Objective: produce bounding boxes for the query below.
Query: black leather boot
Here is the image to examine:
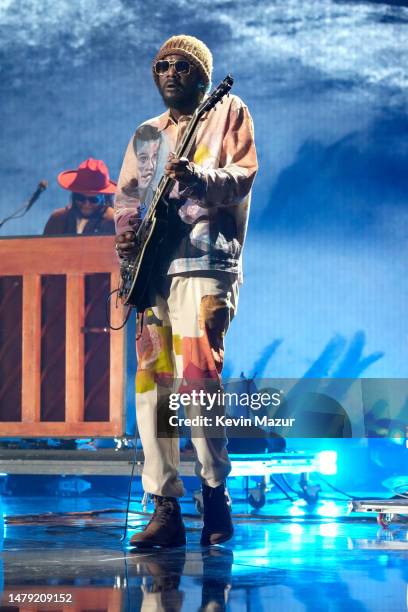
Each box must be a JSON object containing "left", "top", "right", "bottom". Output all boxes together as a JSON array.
[
  {"left": 201, "top": 483, "right": 234, "bottom": 545},
  {"left": 130, "top": 495, "right": 186, "bottom": 548}
]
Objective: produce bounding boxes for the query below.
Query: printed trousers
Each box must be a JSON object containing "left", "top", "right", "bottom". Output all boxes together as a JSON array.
[{"left": 135, "top": 272, "right": 239, "bottom": 497}]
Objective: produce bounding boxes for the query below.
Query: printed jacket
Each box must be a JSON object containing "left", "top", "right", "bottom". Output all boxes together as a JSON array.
[{"left": 114, "top": 93, "right": 258, "bottom": 281}]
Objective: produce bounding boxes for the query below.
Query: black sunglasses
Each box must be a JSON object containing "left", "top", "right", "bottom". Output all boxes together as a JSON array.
[
  {"left": 154, "top": 59, "right": 192, "bottom": 76},
  {"left": 73, "top": 193, "right": 105, "bottom": 205}
]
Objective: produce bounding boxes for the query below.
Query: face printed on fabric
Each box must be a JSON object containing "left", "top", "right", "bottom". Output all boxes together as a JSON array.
[
  {"left": 156, "top": 53, "right": 203, "bottom": 111},
  {"left": 136, "top": 140, "right": 160, "bottom": 191}
]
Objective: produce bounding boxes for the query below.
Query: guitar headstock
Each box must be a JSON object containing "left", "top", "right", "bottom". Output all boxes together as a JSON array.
[{"left": 198, "top": 74, "right": 234, "bottom": 116}]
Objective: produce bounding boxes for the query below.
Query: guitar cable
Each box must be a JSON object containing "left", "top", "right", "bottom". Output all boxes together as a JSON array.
[
  {"left": 120, "top": 436, "right": 140, "bottom": 543},
  {"left": 105, "top": 289, "right": 144, "bottom": 542},
  {"left": 106, "top": 288, "right": 132, "bottom": 331}
]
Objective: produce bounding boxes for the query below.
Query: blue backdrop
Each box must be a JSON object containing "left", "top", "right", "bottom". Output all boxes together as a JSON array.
[{"left": 1, "top": 0, "right": 407, "bottom": 380}]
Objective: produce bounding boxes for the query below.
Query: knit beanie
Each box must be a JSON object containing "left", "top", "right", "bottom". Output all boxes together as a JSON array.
[{"left": 152, "top": 35, "right": 213, "bottom": 90}]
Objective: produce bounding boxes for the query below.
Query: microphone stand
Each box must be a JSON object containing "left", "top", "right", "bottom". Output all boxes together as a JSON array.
[{"left": 0, "top": 180, "right": 48, "bottom": 230}]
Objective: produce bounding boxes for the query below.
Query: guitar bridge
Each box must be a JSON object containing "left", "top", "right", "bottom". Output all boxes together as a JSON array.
[{"left": 119, "top": 259, "right": 135, "bottom": 299}]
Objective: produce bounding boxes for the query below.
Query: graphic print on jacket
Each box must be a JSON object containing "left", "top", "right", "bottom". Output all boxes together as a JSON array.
[{"left": 115, "top": 94, "right": 258, "bottom": 281}]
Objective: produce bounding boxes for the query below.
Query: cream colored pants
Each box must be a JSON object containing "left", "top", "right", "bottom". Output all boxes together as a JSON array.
[{"left": 135, "top": 272, "right": 239, "bottom": 497}]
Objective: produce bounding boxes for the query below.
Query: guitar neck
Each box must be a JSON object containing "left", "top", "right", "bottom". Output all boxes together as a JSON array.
[
  {"left": 143, "top": 75, "right": 233, "bottom": 220},
  {"left": 148, "top": 111, "right": 202, "bottom": 213},
  {"left": 175, "top": 110, "right": 202, "bottom": 159}
]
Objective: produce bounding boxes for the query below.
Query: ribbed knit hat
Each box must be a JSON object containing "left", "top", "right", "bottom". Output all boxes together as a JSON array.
[{"left": 152, "top": 35, "right": 213, "bottom": 89}]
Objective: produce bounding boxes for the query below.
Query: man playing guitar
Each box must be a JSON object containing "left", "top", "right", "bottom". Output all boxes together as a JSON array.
[{"left": 115, "top": 34, "right": 258, "bottom": 548}]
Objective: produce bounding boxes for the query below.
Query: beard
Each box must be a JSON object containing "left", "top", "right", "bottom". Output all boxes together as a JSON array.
[{"left": 158, "top": 81, "right": 203, "bottom": 112}]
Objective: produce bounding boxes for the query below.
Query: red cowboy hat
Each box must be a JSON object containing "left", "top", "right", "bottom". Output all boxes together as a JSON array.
[{"left": 57, "top": 158, "right": 117, "bottom": 194}]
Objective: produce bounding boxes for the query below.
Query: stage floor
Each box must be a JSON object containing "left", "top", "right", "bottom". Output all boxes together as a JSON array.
[{"left": 0, "top": 495, "right": 407, "bottom": 611}]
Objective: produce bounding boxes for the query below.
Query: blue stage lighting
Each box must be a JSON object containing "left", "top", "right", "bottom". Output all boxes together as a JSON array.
[
  {"left": 316, "top": 450, "right": 338, "bottom": 475},
  {"left": 317, "top": 501, "right": 341, "bottom": 518}
]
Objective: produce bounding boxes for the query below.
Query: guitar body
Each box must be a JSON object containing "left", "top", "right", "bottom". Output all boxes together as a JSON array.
[{"left": 120, "top": 215, "right": 168, "bottom": 309}]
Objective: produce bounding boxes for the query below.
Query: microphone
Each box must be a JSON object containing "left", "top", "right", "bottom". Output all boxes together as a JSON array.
[
  {"left": 0, "top": 179, "right": 49, "bottom": 229},
  {"left": 26, "top": 180, "right": 48, "bottom": 211}
]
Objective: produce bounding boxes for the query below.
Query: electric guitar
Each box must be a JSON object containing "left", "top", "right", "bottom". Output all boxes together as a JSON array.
[{"left": 118, "top": 74, "right": 234, "bottom": 309}]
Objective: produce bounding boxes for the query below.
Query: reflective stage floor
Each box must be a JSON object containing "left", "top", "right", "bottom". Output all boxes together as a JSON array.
[{"left": 0, "top": 495, "right": 407, "bottom": 611}]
